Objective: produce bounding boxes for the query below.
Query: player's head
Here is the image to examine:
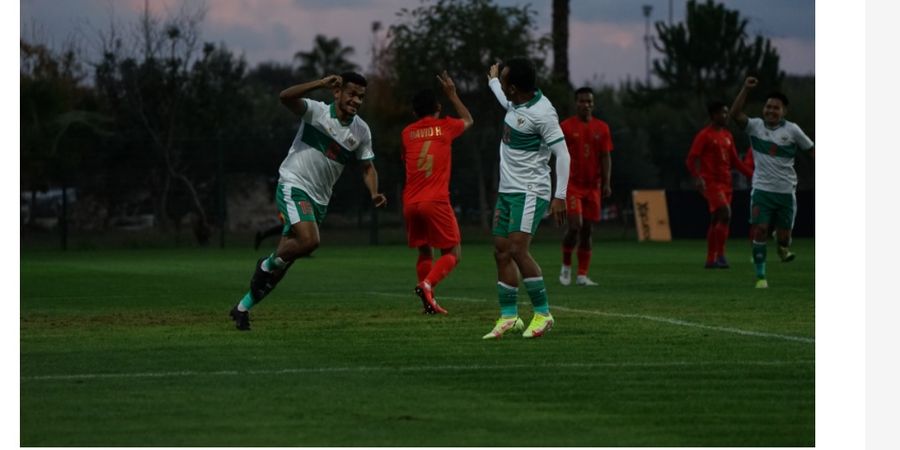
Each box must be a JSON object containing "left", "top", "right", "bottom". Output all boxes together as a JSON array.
[
  {"left": 706, "top": 100, "right": 728, "bottom": 127},
  {"left": 500, "top": 57, "right": 536, "bottom": 99},
  {"left": 574, "top": 87, "right": 594, "bottom": 120},
  {"left": 763, "top": 91, "right": 789, "bottom": 125},
  {"left": 412, "top": 88, "right": 440, "bottom": 118},
  {"left": 333, "top": 71, "right": 367, "bottom": 118}
]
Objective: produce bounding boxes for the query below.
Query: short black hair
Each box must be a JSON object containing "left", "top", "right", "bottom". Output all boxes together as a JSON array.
[
  {"left": 340, "top": 71, "right": 367, "bottom": 88},
  {"left": 574, "top": 87, "right": 593, "bottom": 97},
  {"left": 412, "top": 89, "right": 438, "bottom": 118},
  {"left": 766, "top": 91, "right": 789, "bottom": 106},
  {"left": 707, "top": 100, "right": 727, "bottom": 115},
  {"left": 503, "top": 57, "right": 536, "bottom": 93}
]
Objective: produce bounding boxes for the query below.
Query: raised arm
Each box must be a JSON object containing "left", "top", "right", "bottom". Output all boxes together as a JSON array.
[
  {"left": 279, "top": 74, "right": 342, "bottom": 116},
  {"left": 486, "top": 63, "right": 510, "bottom": 109},
  {"left": 730, "top": 76, "right": 758, "bottom": 129},
  {"left": 437, "top": 70, "right": 473, "bottom": 130}
]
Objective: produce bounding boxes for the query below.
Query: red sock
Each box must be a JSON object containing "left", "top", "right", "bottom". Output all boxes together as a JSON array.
[
  {"left": 715, "top": 223, "right": 730, "bottom": 258},
  {"left": 706, "top": 223, "right": 717, "bottom": 262},
  {"left": 576, "top": 249, "right": 591, "bottom": 276},
  {"left": 416, "top": 254, "right": 432, "bottom": 283},
  {"left": 424, "top": 254, "right": 458, "bottom": 287},
  {"left": 562, "top": 245, "right": 574, "bottom": 266}
]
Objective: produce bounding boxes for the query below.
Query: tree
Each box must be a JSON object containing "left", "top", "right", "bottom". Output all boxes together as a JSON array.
[
  {"left": 91, "top": 1, "right": 251, "bottom": 244},
  {"left": 388, "top": 0, "right": 548, "bottom": 229},
  {"left": 616, "top": 0, "right": 788, "bottom": 190},
  {"left": 652, "top": 0, "right": 784, "bottom": 101},
  {"left": 295, "top": 35, "right": 359, "bottom": 79},
  {"left": 551, "top": 0, "right": 570, "bottom": 87},
  {"left": 20, "top": 39, "right": 111, "bottom": 232}
]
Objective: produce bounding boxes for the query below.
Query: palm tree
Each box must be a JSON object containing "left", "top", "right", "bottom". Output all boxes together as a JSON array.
[
  {"left": 294, "top": 35, "right": 360, "bottom": 78},
  {"left": 552, "top": 0, "right": 570, "bottom": 86}
]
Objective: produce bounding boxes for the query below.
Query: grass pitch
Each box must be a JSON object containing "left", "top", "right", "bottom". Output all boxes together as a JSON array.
[{"left": 20, "top": 238, "right": 814, "bottom": 446}]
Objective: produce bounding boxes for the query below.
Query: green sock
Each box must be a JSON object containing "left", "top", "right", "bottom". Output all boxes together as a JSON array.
[
  {"left": 752, "top": 241, "right": 767, "bottom": 279},
  {"left": 238, "top": 291, "right": 255, "bottom": 311},
  {"left": 497, "top": 282, "right": 518, "bottom": 317},
  {"left": 523, "top": 277, "right": 550, "bottom": 315},
  {"left": 263, "top": 253, "right": 287, "bottom": 272}
]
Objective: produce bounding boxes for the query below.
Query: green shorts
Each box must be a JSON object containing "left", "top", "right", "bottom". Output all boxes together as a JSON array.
[
  {"left": 749, "top": 189, "right": 796, "bottom": 230},
  {"left": 491, "top": 192, "right": 550, "bottom": 237},
  {"left": 276, "top": 184, "right": 327, "bottom": 234}
]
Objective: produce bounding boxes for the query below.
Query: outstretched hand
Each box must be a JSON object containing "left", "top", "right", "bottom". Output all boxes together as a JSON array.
[
  {"left": 744, "top": 76, "right": 758, "bottom": 89},
  {"left": 437, "top": 70, "right": 457, "bottom": 97},
  {"left": 487, "top": 62, "right": 501, "bottom": 81}
]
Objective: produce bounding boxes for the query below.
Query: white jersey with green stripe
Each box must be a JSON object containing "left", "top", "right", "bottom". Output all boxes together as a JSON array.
[
  {"left": 489, "top": 79, "right": 566, "bottom": 201},
  {"left": 277, "top": 99, "right": 374, "bottom": 205},
  {"left": 745, "top": 117, "right": 814, "bottom": 194}
]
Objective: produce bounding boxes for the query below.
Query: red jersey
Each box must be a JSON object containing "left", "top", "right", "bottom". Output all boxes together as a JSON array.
[
  {"left": 560, "top": 116, "right": 613, "bottom": 189},
  {"left": 686, "top": 125, "right": 752, "bottom": 185},
  {"left": 402, "top": 116, "right": 466, "bottom": 205}
]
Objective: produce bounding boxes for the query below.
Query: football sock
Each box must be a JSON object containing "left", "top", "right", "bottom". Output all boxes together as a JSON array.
[
  {"left": 576, "top": 249, "right": 592, "bottom": 276},
  {"left": 237, "top": 291, "right": 254, "bottom": 311},
  {"left": 523, "top": 277, "right": 550, "bottom": 315},
  {"left": 425, "top": 254, "right": 458, "bottom": 287},
  {"left": 497, "top": 282, "right": 518, "bottom": 318},
  {"left": 706, "top": 223, "right": 717, "bottom": 262},
  {"left": 562, "top": 245, "right": 574, "bottom": 266},
  {"left": 262, "top": 253, "right": 288, "bottom": 273},
  {"left": 752, "top": 240, "right": 767, "bottom": 279},
  {"left": 416, "top": 254, "right": 433, "bottom": 283},
  {"left": 715, "top": 223, "right": 730, "bottom": 258}
]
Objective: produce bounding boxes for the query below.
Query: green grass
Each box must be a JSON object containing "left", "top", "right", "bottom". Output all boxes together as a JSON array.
[{"left": 20, "top": 238, "right": 814, "bottom": 446}]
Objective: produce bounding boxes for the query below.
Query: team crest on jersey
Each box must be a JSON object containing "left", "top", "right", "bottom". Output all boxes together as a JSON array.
[
  {"left": 344, "top": 134, "right": 358, "bottom": 148},
  {"left": 517, "top": 117, "right": 525, "bottom": 127}
]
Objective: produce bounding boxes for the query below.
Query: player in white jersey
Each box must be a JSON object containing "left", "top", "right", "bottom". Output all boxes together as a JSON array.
[
  {"left": 230, "top": 72, "right": 387, "bottom": 330},
  {"left": 731, "top": 76, "right": 814, "bottom": 288},
  {"left": 481, "top": 58, "right": 571, "bottom": 339}
]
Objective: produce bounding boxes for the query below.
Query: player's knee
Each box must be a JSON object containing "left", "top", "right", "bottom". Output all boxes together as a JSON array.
[
  {"left": 579, "top": 225, "right": 593, "bottom": 239},
  {"left": 716, "top": 208, "right": 731, "bottom": 223},
  {"left": 507, "top": 242, "right": 529, "bottom": 260},
  {"left": 303, "top": 237, "right": 320, "bottom": 254},
  {"left": 753, "top": 226, "right": 769, "bottom": 241},
  {"left": 448, "top": 246, "right": 461, "bottom": 263},
  {"left": 493, "top": 246, "right": 510, "bottom": 263}
]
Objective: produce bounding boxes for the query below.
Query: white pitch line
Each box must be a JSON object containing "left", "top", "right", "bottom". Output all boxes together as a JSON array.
[
  {"left": 21, "top": 360, "right": 814, "bottom": 382},
  {"left": 369, "top": 291, "right": 815, "bottom": 344}
]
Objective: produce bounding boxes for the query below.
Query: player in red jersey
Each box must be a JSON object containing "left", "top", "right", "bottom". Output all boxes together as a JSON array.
[
  {"left": 402, "top": 71, "right": 473, "bottom": 314},
  {"left": 686, "top": 101, "right": 753, "bottom": 268},
  {"left": 558, "top": 87, "right": 613, "bottom": 287}
]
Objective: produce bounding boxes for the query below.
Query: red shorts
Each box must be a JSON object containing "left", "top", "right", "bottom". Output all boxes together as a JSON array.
[
  {"left": 403, "top": 201, "right": 461, "bottom": 249},
  {"left": 566, "top": 185, "right": 601, "bottom": 222},
  {"left": 703, "top": 183, "right": 733, "bottom": 212}
]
